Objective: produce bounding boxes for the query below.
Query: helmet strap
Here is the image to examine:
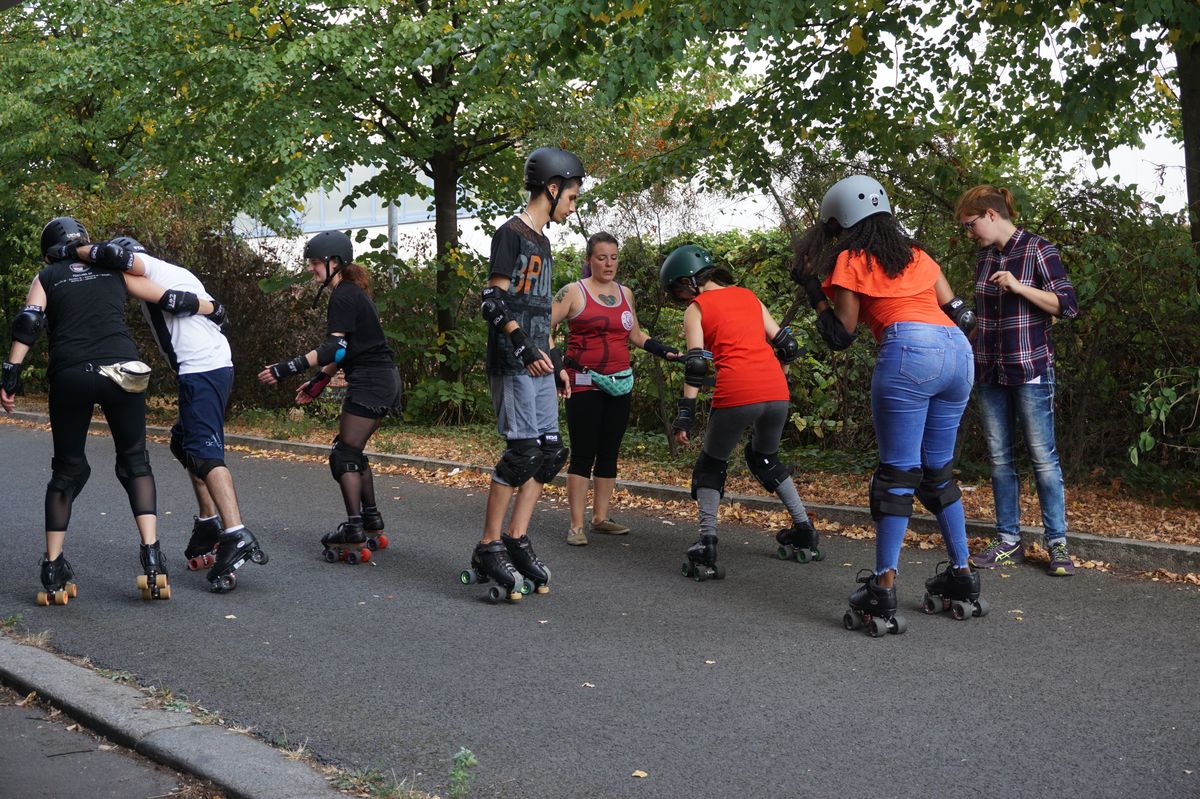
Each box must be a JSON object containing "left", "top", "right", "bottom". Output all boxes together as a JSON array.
[{"left": 311, "top": 257, "right": 342, "bottom": 308}]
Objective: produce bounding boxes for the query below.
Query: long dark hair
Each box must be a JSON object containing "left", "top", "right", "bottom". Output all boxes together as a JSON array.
[{"left": 792, "top": 214, "right": 925, "bottom": 280}]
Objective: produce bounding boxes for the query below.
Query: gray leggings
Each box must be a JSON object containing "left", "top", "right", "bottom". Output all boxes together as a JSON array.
[{"left": 696, "top": 401, "right": 808, "bottom": 537}]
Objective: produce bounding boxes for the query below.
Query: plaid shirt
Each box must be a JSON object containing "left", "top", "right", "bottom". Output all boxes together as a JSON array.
[{"left": 973, "top": 229, "right": 1078, "bottom": 386}]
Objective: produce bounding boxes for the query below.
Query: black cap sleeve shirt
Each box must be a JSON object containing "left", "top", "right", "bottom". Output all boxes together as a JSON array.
[
  {"left": 485, "top": 217, "right": 553, "bottom": 376},
  {"left": 325, "top": 282, "right": 395, "bottom": 374},
  {"left": 37, "top": 259, "right": 139, "bottom": 377}
]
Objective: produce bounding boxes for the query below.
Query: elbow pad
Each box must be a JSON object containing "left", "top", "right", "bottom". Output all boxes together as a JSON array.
[
  {"left": 683, "top": 348, "right": 712, "bottom": 388},
  {"left": 941, "top": 297, "right": 977, "bottom": 336},
  {"left": 315, "top": 334, "right": 347, "bottom": 366},
  {"left": 770, "top": 326, "right": 803, "bottom": 364},
  {"left": 158, "top": 289, "right": 200, "bottom": 316},
  {"left": 815, "top": 308, "right": 857, "bottom": 351},
  {"left": 11, "top": 305, "right": 45, "bottom": 346},
  {"left": 480, "top": 286, "right": 511, "bottom": 329}
]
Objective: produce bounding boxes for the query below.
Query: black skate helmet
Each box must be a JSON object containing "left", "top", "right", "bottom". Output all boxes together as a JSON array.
[
  {"left": 40, "top": 216, "right": 89, "bottom": 258},
  {"left": 109, "top": 235, "right": 147, "bottom": 253},
  {"left": 524, "top": 147, "right": 585, "bottom": 224},
  {"left": 305, "top": 230, "right": 355, "bottom": 307}
]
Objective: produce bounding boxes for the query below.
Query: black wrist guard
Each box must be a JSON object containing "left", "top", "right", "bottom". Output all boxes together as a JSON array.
[
  {"left": 90, "top": 241, "right": 135, "bottom": 272},
  {"left": 643, "top": 337, "right": 679, "bottom": 360},
  {"left": 206, "top": 300, "right": 229, "bottom": 331},
  {"left": 2, "top": 361, "right": 23, "bottom": 395},
  {"left": 508, "top": 328, "right": 541, "bottom": 368},
  {"left": 941, "top": 297, "right": 977, "bottom": 336},
  {"left": 801, "top": 275, "right": 826, "bottom": 310},
  {"left": 270, "top": 355, "right": 309, "bottom": 380},
  {"left": 549, "top": 347, "right": 566, "bottom": 388},
  {"left": 672, "top": 396, "right": 697, "bottom": 434}
]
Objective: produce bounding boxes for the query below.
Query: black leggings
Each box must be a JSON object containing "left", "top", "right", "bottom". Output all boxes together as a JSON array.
[
  {"left": 334, "top": 409, "right": 382, "bottom": 517},
  {"left": 46, "top": 364, "right": 155, "bottom": 531},
  {"left": 565, "top": 389, "right": 632, "bottom": 479}
]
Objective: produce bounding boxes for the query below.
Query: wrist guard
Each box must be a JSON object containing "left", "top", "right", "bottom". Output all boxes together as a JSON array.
[
  {"left": 2, "top": 361, "right": 23, "bottom": 395},
  {"left": 206, "top": 300, "right": 229, "bottom": 332},
  {"left": 672, "top": 396, "right": 697, "bottom": 434},
  {"left": 643, "top": 337, "right": 679, "bottom": 360},
  {"left": 45, "top": 242, "right": 87, "bottom": 262},
  {"left": 508, "top": 328, "right": 541, "bottom": 368},
  {"left": 800, "top": 275, "right": 826, "bottom": 310},
  {"left": 941, "top": 297, "right": 977, "bottom": 336},
  {"left": 301, "top": 371, "right": 332, "bottom": 398},
  {"left": 548, "top": 347, "right": 566, "bottom": 389},
  {"left": 270, "top": 355, "right": 309, "bottom": 380}
]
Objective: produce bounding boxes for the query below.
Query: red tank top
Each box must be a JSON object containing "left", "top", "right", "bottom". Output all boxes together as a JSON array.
[
  {"left": 693, "top": 286, "right": 789, "bottom": 408},
  {"left": 565, "top": 280, "right": 633, "bottom": 393}
]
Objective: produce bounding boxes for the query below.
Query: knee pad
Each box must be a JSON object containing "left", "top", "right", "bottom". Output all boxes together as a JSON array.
[
  {"left": 48, "top": 456, "right": 91, "bottom": 500},
  {"left": 185, "top": 453, "right": 226, "bottom": 480},
  {"left": 691, "top": 451, "right": 728, "bottom": 499},
  {"left": 495, "top": 438, "right": 542, "bottom": 487},
  {"left": 329, "top": 437, "right": 367, "bottom": 480},
  {"left": 744, "top": 443, "right": 792, "bottom": 493},
  {"left": 169, "top": 431, "right": 187, "bottom": 469},
  {"left": 915, "top": 462, "right": 962, "bottom": 514},
  {"left": 534, "top": 432, "right": 568, "bottom": 484},
  {"left": 114, "top": 450, "right": 152, "bottom": 488},
  {"left": 869, "top": 463, "right": 923, "bottom": 520}
]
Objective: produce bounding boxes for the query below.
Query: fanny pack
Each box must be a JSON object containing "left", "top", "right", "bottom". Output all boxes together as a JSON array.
[
  {"left": 590, "top": 367, "right": 633, "bottom": 396},
  {"left": 97, "top": 360, "right": 152, "bottom": 393}
]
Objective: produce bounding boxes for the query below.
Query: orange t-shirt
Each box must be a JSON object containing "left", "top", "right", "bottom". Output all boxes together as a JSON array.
[
  {"left": 692, "top": 286, "right": 790, "bottom": 408},
  {"left": 823, "top": 248, "right": 953, "bottom": 340}
]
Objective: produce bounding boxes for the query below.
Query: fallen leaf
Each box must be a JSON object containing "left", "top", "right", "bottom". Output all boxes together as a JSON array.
[
  {"left": 632, "top": 770, "right": 649, "bottom": 778},
  {"left": 98, "top": 744, "right": 114, "bottom": 751},
  {"left": 16, "top": 691, "right": 35, "bottom": 707},
  {"left": 538, "top": 620, "right": 549, "bottom": 624},
  {"left": 704, "top": 660, "right": 716, "bottom": 665},
  {"left": 582, "top": 682, "right": 595, "bottom": 688},
  {"left": 224, "top": 614, "right": 237, "bottom": 620}
]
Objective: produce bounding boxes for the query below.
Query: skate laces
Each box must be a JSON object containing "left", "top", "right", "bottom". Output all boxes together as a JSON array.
[
  {"left": 980, "top": 537, "right": 1008, "bottom": 555},
  {"left": 1048, "top": 541, "right": 1070, "bottom": 560}
]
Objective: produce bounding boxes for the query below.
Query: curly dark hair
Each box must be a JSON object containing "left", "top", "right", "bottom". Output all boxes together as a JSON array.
[{"left": 792, "top": 214, "right": 927, "bottom": 280}]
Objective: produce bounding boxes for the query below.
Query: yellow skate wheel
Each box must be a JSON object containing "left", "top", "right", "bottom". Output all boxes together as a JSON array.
[
  {"left": 136, "top": 575, "right": 149, "bottom": 591},
  {"left": 36, "top": 591, "right": 50, "bottom": 607},
  {"left": 159, "top": 584, "right": 172, "bottom": 600},
  {"left": 67, "top": 583, "right": 78, "bottom": 598},
  {"left": 54, "top": 591, "right": 69, "bottom": 606},
  {"left": 155, "top": 574, "right": 168, "bottom": 589}
]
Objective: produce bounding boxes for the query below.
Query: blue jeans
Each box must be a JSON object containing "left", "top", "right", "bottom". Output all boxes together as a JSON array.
[
  {"left": 871, "top": 323, "right": 974, "bottom": 573},
  {"left": 976, "top": 370, "right": 1067, "bottom": 545}
]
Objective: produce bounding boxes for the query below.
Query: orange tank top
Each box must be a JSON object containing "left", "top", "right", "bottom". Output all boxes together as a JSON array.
[
  {"left": 692, "top": 286, "right": 789, "bottom": 408},
  {"left": 822, "top": 248, "right": 953, "bottom": 340}
]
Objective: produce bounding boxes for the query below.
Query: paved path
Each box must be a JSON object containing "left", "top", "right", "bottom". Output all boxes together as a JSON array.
[{"left": 0, "top": 423, "right": 1196, "bottom": 798}]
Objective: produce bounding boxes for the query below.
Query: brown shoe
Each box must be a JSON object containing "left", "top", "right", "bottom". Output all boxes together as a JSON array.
[
  {"left": 566, "top": 528, "right": 588, "bottom": 546},
  {"left": 590, "top": 518, "right": 630, "bottom": 535}
]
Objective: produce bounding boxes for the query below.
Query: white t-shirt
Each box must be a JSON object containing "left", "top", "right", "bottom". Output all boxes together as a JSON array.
[{"left": 138, "top": 255, "right": 233, "bottom": 375}]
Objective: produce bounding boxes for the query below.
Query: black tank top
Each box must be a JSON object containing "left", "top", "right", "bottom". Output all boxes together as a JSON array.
[{"left": 38, "top": 259, "right": 139, "bottom": 376}]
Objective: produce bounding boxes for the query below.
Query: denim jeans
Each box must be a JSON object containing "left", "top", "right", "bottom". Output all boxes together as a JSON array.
[
  {"left": 976, "top": 369, "right": 1067, "bottom": 544},
  {"left": 871, "top": 323, "right": 974, "bottom": 573}
]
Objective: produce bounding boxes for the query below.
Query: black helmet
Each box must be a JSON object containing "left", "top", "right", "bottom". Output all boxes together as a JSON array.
[
  {"left": 303, "top": 230, "right": 353, "bottom": 266},
  {"left": 110, "top": 235, "right": 147, "bottom": 253},
  {"left": 524, "top": 147, "right": 586, "bottom": 188},
  {"left": 41, "top": 216, "right": 89, "bottom": 257}
]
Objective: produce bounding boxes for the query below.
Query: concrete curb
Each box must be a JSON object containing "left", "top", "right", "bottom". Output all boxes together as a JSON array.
[
  {"left": 0, "top": 636, "right": 343, "bottom": 799},
  {"left": 12, "top": 410, "right": 1200, "bottom": 575}
]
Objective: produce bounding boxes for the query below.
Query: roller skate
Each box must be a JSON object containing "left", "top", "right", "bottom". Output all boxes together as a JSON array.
[
  {"left": 184, "top": 515, "right": 222, "bottom": 571},
  {"left": 843, "top": 570, "right": 907, "bottom": 637},
  {"left": 775, "top": 514, "right": 824, "bottom": 563},
  {"left": 136, "top": 541, "right": 171, "bottom": 601},
  {"left": 361, "top": 505, "right": 390, "bottom": 552},
  {"left": 682, "top": 534, "right": 724, "bottom": 581},
  {"left": 207, "top": 527, "right": 268, "bottom": 593},
  {"left": 922, "top": 561, "right": 990, "bottom": 620},
  {"left": 321, "top": 520, "right": 372, "bottom": 565},
  {"left": 36, "top": 553, "right": 78, "bottom": 607},
  {"left": 459, "top": 540, "right": 530, "bottom": 603},
  {"left": 502, "top": 533, "right": 550, "bottom": 594}
]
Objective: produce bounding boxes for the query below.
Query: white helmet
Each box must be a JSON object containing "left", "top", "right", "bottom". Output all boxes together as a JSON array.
[{"left": 819, "top": 175, "right": 892, "bottom": 229}]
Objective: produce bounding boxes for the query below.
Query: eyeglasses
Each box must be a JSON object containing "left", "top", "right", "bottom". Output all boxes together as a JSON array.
[{"left": 962, "top": 215, "right": 984, "bottom": 232}]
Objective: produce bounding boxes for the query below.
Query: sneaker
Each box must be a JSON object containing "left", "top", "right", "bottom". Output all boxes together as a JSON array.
[
  {"left": 566, "top": 528, "right": 588, "bottom": 546},
  {"left": 968, "top": 537, "right": 1026, "bottom": 569},
  {"left": 590, "top": 518, "right": 630, "bottom": 535},
  {"left": 1046, "top": 540, "right": 1075, "bottom": 576}
]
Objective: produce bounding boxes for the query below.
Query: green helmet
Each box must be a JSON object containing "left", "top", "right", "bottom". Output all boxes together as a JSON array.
[{"left": 659, "top": 244, "right": 714, "bottom": 293}]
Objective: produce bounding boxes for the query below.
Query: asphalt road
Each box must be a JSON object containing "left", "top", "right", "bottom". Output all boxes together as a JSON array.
[{"left": 0, "top": 422, "right": 1196, "bottom": 798}]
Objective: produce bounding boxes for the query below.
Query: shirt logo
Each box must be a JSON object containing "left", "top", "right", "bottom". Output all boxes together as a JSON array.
[
  {"left": 69, "top": 263, "right": 89, "bottom": 274},
  {"left": 621, "top": 310, "right": 633, "bottom": 331}
]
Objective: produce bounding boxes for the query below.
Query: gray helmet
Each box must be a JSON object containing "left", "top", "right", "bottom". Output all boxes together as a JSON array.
[
  {"left": 524, "top": 147, "right": 586, "bottom": 188},
  {"left": 303, "top": 230, "right": 353, "bottom": 266},
  {"left": 819, "top": 175, "right": 892, "bottom": 229},
  {"left": 40, "top": 216, "right": 89, "bottom": 257},
  {"left": 110, "top": 235, "right": 146, "bottom": 253}
]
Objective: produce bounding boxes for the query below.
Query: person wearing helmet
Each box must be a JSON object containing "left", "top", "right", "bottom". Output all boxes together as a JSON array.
[
  {"left": 92, "top": 235, "right": 266, "bottom": 593},
  {"left": 463, "top": 147, "right": 581, "bottom": 602},
  {"left": 550, "top": 231, "right": 680, "bottom": 546},
  {"left": 1, "top": 218, "right": 219, "bottom": 604},
  {"left": 660, "top": 243, "right": 817, "bottom": 583},
  {"left": 258, "top": 230, "right": 400, "bottom": 566},
  {"left": 792, "top": 175, "right": 986, "bottom": 637},
  {"left": 955, "top": 185, "right": 1079, "bottom": 577}
]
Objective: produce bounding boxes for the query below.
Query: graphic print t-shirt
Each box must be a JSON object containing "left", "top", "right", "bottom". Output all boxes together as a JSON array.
[
  {"left": 37, "top": 258, "right": 138, "bottom": 376},
  {"left": 485, "top": 217, "right": 553, "bottom": 376}
]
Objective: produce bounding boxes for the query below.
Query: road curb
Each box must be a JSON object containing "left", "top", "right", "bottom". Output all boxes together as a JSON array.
[
  {"left": 0, "top": 635, "right": 343, "bottom": 799},
  {"left": 11, "top": 409, "right": 1200, "bottom": 574}
]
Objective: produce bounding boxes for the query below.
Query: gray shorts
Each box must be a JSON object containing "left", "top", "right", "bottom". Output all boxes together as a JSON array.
[{"left": 489, "top": 372, "right": 559, "bottom": 441}]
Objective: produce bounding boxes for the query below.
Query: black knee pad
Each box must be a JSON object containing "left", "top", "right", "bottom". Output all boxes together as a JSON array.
[
  {"left": 534, "top": 432, "right": 568, "bottom": 484},
  {"left": 869, "top": 463, "right": 923, "bottom": 520},
  {"left": 329, "top": 437, "right": 367, "bottom": 480},
  {"left": 744, "top": 443, "right": 792, "bottom": 493},
  {"left": 185, "top": 453, "right": 226, "bottom": 480},
  {"left": 48, "top": 456, "right": 91, "bottom": 500},
  {"left": 915, "top": 462, "right": 962, "bottom": 514},
  {"left": 691, "top": 451, "right": 728, "bottom": 499},
  {"left": 114, "top": 450, "right": 152, "bottom": 488},
  {"left": 495, "top": 438, "right": 542, "bottom": 487},
  {"left": 169, "top": 431, "right": 187, "bottom": 469}
]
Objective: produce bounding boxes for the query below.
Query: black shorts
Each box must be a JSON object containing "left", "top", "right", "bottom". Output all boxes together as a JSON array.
[{"left": 343, "top": 366, "right": 401, "bottom": 420}]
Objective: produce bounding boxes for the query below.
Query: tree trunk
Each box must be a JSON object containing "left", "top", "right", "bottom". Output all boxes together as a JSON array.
[
  {"left": 430, "top": 152, "right": 461, "bottom": 387},
  {"left": 1177, "top": 38, "right": 1200, "bottom": 252}
]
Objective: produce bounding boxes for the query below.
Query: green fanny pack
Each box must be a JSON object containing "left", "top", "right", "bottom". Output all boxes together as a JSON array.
[{"left": 586, "top": 367, "right": 634, "bottom": 396}]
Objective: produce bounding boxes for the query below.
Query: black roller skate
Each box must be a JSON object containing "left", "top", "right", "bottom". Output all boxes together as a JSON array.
[
  {"left": 502, "top": 533, "right": 550, "bottom": 595},
  {"left": 321, "top": 520, "right": 372, "bottom": 565},
  {"left": 137, "top": 541, "right": 171, "bottom": 601},
  {"left": 922, "top": 562, "right": 990, "bottom": 620},
  {"left": 184, "top": 515, "right": 222, "bottom": 571},
  {"left": 775, "top": 514, "right": 824, "bottom": 563},
  {"left": 37, "top": 553, "right": 78, "bottom": 607},
  {"left": 844, "top": 570, "right": 907, "bottom": 637},
  {"left": 459, "top": 540, "right": 530, "bottom": 603},
  {"left": 207, "top": 527, "right": 268, "bottom": 593},
  {"left": 682, "top": 534, "right": 724, "bottom": 581},
  {"left": 361, "top": 505, "right": 390, "bottom": 552}
]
